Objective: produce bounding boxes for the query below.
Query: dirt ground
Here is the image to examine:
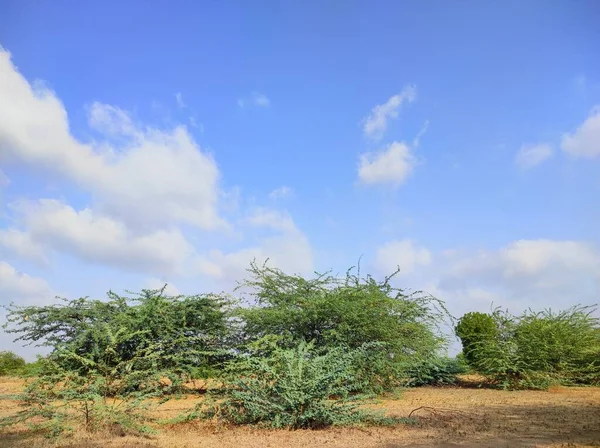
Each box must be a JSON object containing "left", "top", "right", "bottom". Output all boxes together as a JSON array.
[{"left": 1, "top": 376, "right": 599, "bottom": 448}]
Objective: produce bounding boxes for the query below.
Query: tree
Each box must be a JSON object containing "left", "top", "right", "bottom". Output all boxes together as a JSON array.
[
  {"left": 0, "top": 351, "right": 26, "bottom": 376},
  {"left": 455, "top": 311, "right": 498, "bottom": 367},
  {"left": 4, "top": 286, "right": 232, "bottom": 384},
  {"left": 455, "top": 306, "right": 600, "bottom": 389},
  {"left": 235, "top": 262, "right": 448, "bottom": 391}
]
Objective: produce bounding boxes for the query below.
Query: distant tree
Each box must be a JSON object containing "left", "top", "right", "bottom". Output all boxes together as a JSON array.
[
  {"left": 455, "top": 311, "right": 498, "bottom": 366},
  {"left": 0, "top": 351, "right": 26, "bottom": 376}
]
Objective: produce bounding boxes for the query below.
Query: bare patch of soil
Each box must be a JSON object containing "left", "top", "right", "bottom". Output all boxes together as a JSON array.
[{"left": 1, "top": 377, "right": 599, "bottom": 448}]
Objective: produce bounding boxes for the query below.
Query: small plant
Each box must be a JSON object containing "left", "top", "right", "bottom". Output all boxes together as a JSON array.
[{"left": 192, "top": 340, "right": 396, "bottom": 429}]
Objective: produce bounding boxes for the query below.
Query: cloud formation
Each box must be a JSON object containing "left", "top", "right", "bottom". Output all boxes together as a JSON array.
[
  {"left": 374, "top": 239, "right": 432, "bottom": 275},
  {"left": 363, "top": 85, "right": 416, "bottom": 140},
  {"left": 358, "top": 141, "right": 416, "bottom": 187},
  {"left": 0, "top": 50, "right": 223, "bottom": 232},
  {"left": 561, "top": 106, "right": 600, "bottom": 158},
  {"left": 515, "top": 143, "right": 553, "bottom": 169},
  {"left": 238, "top": 91, "right": 271, "bottom": 109}
]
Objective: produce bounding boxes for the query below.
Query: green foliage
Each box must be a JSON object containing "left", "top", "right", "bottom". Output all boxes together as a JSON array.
[
  {"left": 2, "top": 287, "right": 232, "bottom": 437},
  {"left": 456, "top": 305, "right": 600, "bottom": 389},
  {"left": 455, "top": 311, "right": 498, "bottom": 367},
  {"left": 1, "top": 323, "right": 172, "bottom": 436},
  {"left": 4, "top": 286, "right": 232, "bottom": 382},
  {"left": 18, "top": 356, "right": 47, "bottom": 378},
  {"left": 193, "top": 340, "right": 399, "bottom": 429},
  {"left": 404, "top": 356, "right": 469, "bottom": 387},
  {"left": 0, "top": 351, "right": 26, "bottom": 376},
  {"left": 236, "top": 261, "right": 448, "bottom": 392}
]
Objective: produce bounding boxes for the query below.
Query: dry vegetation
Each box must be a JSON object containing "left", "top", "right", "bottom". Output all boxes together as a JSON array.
[{"left": 2, "top": 376, "right": 599, "bottom": 448}]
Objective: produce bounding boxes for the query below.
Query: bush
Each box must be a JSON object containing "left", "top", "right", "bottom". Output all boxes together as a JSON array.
[
  {"left": 456, "top": 305, "right": 600, "bottom": 389},
  {"left": 236, "top": 262, "right": 448, "bottom": 392},
  {"left": 1, "top": 324, "right": 175, "bottom": 436},
  {"left": 0, "top": 351, "right": 26, "bottom": 376},
  {"left": 4, "top": 286, "right": 232, "bottom": 383},
  {"left": 192, "top": 340, "right": 395, "bottom": 429},
  {"left": 455, "top": 312, "right": 498, "bottom": 367}
]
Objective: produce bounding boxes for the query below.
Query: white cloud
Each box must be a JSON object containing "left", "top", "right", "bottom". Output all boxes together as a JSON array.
[
  {"left": 438, "top": 239, "right": 600, "bottom": 312},
  {"left": 200, "top": 231, "right": 313, "bottom": 284},
  {"left": 412, "top": 120, "right": 429, "bottom": 148},
  {"left": 0, "top": 262, "right": 56, "bottom": 359},
  {"left": 374, "top": 239, "right": 432, "bottom": 275},
  {"left": 194, "top": 208, "right": 313, "bottom": 285},
  {"left": 238, "top": 91, "right": 271, "bottom": 109},
  {"left": 269, "top": 186, "right": 293, "bottom": 200},
  {"left": 358, "top": 141, "right": 416, "bottom": 187},
  {"left": 0, "top": 229, "right": 47, "bottom": 263},
  {"left": 0, "top": 261, "right": 54, "bottom": 304},
  {"left": 515, "top": 143, "right": 553, "bottom": 169},
  {"left": 363, "top": 85, "right": 416, "bottom": 140},
  {"left": 0, "top": 49, "right": 224, "bottom": 231},
  {"left": 561, "top": 107, "right": 600, "bottom": 158},
  {"left": 10, "top": 199, "right": 193, "bottom": 275},
  {"left": 145, "top": 278, "right": 181, "bottom": 296},
  {"left": 245, "top": 208, "right": 297, "bottom": 233},
  {"left": 175, "top": 92, "right": 186, "bottom": 108}
]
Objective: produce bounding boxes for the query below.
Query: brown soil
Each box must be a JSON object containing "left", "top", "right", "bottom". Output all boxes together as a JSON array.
[{"left": 1, "top": 377, "right": 599, "bottom": 448}]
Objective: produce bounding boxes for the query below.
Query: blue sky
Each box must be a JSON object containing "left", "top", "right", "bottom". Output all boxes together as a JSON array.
[{"left": 1, "top": 1, "right": 599, "bottom": 357}]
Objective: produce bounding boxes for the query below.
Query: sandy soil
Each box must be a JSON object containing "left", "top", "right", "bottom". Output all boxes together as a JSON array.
[{"left": 1, "top": 376, "right": 599, "bottom": 448}]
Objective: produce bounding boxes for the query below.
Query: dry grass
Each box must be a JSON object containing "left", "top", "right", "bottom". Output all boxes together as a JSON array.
[{"left": 1, "top": 376, "right": 599, "bottom": 448}]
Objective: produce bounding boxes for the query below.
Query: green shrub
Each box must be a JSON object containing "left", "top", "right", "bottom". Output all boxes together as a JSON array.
[
  {"left": 0, "top": 351, "right": 26, "bottom": 376},
  {"left": 4, "top": 286, "right": 233, "bottom": 383},
  {"left": 236, "top": 262, "right": 448, "bottom": 392},
  {"left": 455, "top": 312, "right": 498, "bottom": 367},
  {"left": 1, "top": 324, "right": 175, "bottom": 437},
  {"left": 456, "top": 305, "right": 600, "bottom": 390},
  {"left": 192, "top": 340, "right": 396, "bottom": 429}
]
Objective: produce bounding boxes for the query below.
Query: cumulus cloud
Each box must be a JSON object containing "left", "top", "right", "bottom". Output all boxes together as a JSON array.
[
  {"left": 0, "top": 262, "right": 56, "bottom": 359},
  {"left": 363, "top": 85, "right": 416, "bottom": 140},
  {"left": 515, "top": 143, "right": 553, "bottom": 169},
  {"left": 374, "top": 239, "right": 432, "bottom": 275},
  {"left": 9, "top": 199, "right": 193, "bottom": 275},
  {"left": 358, "top": 141, "right": 416, "bottom": 187},
  {"left": 0, "top": 229, "right": 47, "bottom": 264},
  {"left": 200, "top": 232, "right": 313, "bottom": 284},
  {"left": 145, "top": 278, "right": 181, "bottom": 296},
  {"left": 561, "top": 107, "right": 600, "bottom": 158},
  {"left": 245, "top": 208, "right": 297, "bottom": 233},
  {"left": 0, "top": 49, "right": 224, "bottom": 231},
  {"left": 238, "top": 91, "right": 271, "bottom": 109},
  {"left": 194, "top": 208, "right": 313, "bottom": 286},
  {"left": 438, "top": 239, "right": 600, "bottom": 313},
  {"left": 0, "top": 261, "right": 54, "bottom": 304}
]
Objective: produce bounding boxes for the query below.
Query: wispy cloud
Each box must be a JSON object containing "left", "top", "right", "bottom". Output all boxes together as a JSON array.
[
  {"left": 515, "top": 143, "right": 553, "bottom": 169},
  {"left": 269, "top": 186, "right": 293, "bottom": 200},
  {"left": 363, "top": 85, "right": 416, "bottom": 140},
  {"left": 175, "top": 92, "right": 186, "bottom": 108},
  {"left": 238, "top": 91, "right": 271, "bottom": 109}
]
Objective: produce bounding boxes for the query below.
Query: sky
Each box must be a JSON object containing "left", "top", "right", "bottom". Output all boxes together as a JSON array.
[{"left": 1, "top": 1, "right": 599, "bottom": 358}]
